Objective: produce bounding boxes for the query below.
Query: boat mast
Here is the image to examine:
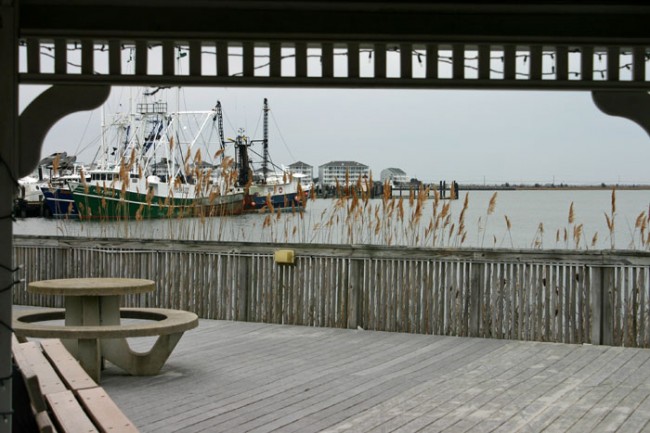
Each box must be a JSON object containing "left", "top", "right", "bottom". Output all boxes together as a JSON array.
[
  {"left": 100, "top": 105, "right": 106, "bottom": 169},
  {"left": 262, "top": 98, "right": 269, "bottom": 184},
  {"left": 235, "top": 129, "right": 251, "bottom": 187},
  {"left": 216, "top": 101, "right": 225, "bottom": 157}
]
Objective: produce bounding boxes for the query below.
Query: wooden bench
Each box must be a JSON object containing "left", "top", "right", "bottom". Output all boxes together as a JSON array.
[{"left": 12, "top": 335, "right": 139, "bottom": 433}]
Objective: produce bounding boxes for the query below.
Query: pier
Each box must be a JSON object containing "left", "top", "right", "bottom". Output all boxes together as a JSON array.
[
  {"left": 94, "top": 318, "right": 650, "bottom": 432},
  {"left": 11, "top": 189, "right": 650, "bottom": 429},
  {"left": 12, "top": 236, "right": 650, "bottom": 431}
]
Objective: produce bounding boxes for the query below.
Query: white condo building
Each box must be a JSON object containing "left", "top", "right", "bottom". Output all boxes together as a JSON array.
[
  {"left": 380, "top": 167, "right": 410, "bottom": 187},
  {"left": 318, "top": 161, "right": 370, "bottom": 187},
  {"left": 288, "top": 161, "right": 314, "bottom": 184}
]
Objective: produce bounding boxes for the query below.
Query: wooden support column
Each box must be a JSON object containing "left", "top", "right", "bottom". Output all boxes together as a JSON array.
[{"left": 0, "top": 3, "right": 17, "bottom": 430}]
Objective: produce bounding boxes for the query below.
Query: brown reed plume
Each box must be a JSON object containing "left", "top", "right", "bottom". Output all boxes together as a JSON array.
[
  {"left": 531, "top": 222, "right": 544, "bottom": 249},
  {"left": 480, "top": 192, "right": 498, "bottom": 247},
  {"left": 604, "top": 188, "right": 616, "bottom": 249}
]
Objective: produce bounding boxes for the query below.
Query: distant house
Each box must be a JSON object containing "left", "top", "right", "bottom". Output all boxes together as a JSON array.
[
  {"left": 380, "top": 167, "right": 409, "bottom": 187},
  {"left": 288, "top": 161, "right": 314, "bottom": 184},
  {"left": 318, "top": 161, "right": 370, "bottom": 187}
]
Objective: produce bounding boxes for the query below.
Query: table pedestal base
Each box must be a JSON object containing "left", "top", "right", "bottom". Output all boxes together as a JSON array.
[{"left": 101, "top": 333, "right": 185, "bottom": 376}]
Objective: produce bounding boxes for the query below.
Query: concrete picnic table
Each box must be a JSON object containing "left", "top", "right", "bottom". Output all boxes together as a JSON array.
[{"left": 13, "top": 278, "right": 198, "bottom": 382}]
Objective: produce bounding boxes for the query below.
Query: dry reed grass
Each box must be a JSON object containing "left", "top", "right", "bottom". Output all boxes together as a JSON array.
[{"left": 66, "top": 173, "right": 650, "bottom": 251}]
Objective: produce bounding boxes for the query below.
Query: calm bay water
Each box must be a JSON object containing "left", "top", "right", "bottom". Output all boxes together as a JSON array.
[{"left": 13, "top": 189, "right": 650, "bottom": 250}]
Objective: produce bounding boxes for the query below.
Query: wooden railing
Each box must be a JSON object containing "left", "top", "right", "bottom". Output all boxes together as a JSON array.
[{"left": 12, "top": 235, "right": 650, "bottom": 348}]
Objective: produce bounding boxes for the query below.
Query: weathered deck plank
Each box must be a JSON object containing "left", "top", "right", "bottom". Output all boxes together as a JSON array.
[{"left": 91, "top": 319, "right": 650, "bottom": 433}]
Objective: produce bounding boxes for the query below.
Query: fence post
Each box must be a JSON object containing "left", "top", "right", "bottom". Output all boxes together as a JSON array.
[
  {"left": 602, "top": 267, "right": 614, "bottom": 346},
  {"left": 591, "top": 266, "right": 603, "bottom": 344},
  {"left": 348, "top": 259, "right": 362, "bottom": 329},
  {"left": 274, "top": 265, "right": 284, "bottom": 324},
  {"left": 236, "top": 255, "right": 249, "bottom": 322},
  {"left": 591, "top": 266, "right": 614, "bottom": 345},
  {"left": 469, "top": 262, "right": 484, "bottom": 337}
]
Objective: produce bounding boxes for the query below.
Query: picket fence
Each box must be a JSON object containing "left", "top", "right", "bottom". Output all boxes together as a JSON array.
[{"left": 12, "top": 235, "right": 650, "bottom": 347}]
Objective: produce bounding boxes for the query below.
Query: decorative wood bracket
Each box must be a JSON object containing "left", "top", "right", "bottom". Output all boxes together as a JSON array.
[
  {"left": 592, "top": 91, "right": 650, "bottom": 138},
  {"left": 18, "top": 84, "right": 110, "bottom": 177}
]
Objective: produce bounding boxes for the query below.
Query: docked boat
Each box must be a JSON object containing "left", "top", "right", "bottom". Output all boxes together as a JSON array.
[
  {"left": 220, "top": 98, "right": 310, "bottom": 212},
  {"left": 14, "top": 174, "right": 44, "bottom": 217},
  {"left": 71, "top": 93, "right": 244, "bottom": 220},
  {"left": 39, "top": 152, "right": 86, "bottom": 218},
  {"left": 246, "top": 171, "right": 309, "bottom": 211}
]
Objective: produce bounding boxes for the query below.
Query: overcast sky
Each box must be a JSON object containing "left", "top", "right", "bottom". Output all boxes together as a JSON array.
[{"left": 20, "top": 84, "right": 650, "bottom": 186}]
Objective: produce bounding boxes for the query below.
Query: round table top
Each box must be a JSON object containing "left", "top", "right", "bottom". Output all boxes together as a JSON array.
[{"left": 27, "top": 278, "right": 155, "bottom": 296}]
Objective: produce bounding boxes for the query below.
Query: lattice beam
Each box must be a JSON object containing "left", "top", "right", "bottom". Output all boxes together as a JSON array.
[{"left": 17, "top": 39, "right": 650, "bottom": 90}]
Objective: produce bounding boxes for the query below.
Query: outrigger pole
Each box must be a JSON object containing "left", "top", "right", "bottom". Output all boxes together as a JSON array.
[{"left": 262, "top": 98, "right": 269, "bottom": 184}]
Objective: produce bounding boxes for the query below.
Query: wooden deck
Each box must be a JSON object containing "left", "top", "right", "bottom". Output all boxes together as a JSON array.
[{"left": 98, "top": 319, "right": 650, "bottom": 433}]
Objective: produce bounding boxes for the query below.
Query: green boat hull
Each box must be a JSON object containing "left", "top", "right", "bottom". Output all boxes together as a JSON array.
[{"left": 72, "top": 184, "right": 244, "bottom": 220}]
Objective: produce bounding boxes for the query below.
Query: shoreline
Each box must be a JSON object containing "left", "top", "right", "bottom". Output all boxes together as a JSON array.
[{"left": 462, "top": 185, "right": 650, "bottom": 191}]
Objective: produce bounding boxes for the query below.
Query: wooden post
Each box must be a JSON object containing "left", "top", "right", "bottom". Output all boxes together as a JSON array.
[
  {"left": 0, "top": 3, "right": 17, "bottom": 430},
  {"left": 590, "top": 266, "right": 602, "bottom": 344},
  {"left": 591, "top": 266, "right": 614, "bottom": 345},
  {"left": 274, "top": 265, "right": 283, "bottom": 324},
  {"left": 348, "top": 259, "right": 362, "bottom": 329},
  {"left": 602, "top": 267, "right": 614, "bottom": 346},
  {"left": 236, "top": 256, "right": 249, "bottom": 321},
  {"left": 469, "top": 262, "right": 483, "bottom": 337}
]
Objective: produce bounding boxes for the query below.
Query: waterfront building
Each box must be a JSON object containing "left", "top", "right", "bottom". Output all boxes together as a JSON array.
[
  {"left": 288, "top": 161, "right": 314, "bottom": 184},
  {"left": 380, "top": 167, "right": 409, "bottom": 187},
  {"left": 318, "top": 161, "right": 370, "bottom": 187}
]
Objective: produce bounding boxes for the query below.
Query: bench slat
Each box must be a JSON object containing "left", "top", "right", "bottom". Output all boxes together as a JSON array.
[
  {"left": 12, "top": 337, "right": 48, "bottom": 414},
  {"left": 34, "top": 410, "right": 56, "bottom": 433},
  {"left": 78, "top": 387, "right": 140, "bottom": 433},
  {"left": 46, "top": 390, "right": 99, "bottom": 433},
  {"left": 13, "top": 336, "right": 138, "bottom": 433},
  {"left": 41, "top": 339, "right": 97, "bottom": 391},
  {"left": 18, "top": 342, "right": 68, "bottom": 396}
]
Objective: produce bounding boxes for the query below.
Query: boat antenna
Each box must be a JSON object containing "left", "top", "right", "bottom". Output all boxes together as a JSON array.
[
  {"left": 262, "top": 98, "right": 269, "bottom": 184},
  {"left": 215, "top": 101, "right": 225, "bottom": 155}
]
